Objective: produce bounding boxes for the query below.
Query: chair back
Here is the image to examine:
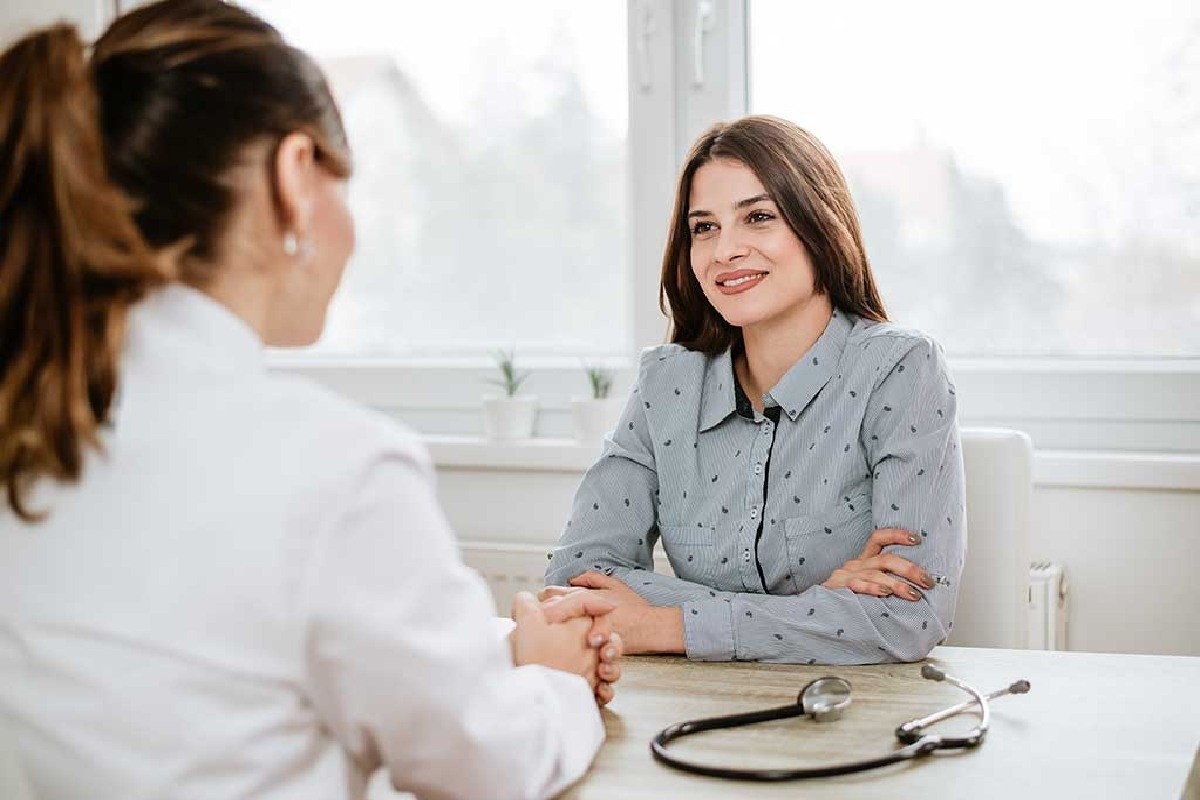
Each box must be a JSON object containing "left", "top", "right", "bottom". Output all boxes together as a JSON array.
[
  {"left": 947, "top": 427, "right": 1033, "bottom": 648},
  {"left": 0, "top": 721, "right": 35, "bottom": 800}
]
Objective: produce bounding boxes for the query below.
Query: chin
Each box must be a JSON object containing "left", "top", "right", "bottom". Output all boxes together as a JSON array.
[{"left": 712, "top": 301, "right": 772, "bottom": 329}]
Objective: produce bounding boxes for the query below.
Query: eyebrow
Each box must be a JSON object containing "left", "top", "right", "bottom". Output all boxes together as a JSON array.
[{"left": 687, "top": 193, "right": 774, "bottom": 218}]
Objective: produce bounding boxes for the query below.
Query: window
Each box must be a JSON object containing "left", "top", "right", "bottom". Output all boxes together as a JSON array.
[
  {"left": 238, "top": 0, "right": 631, "bottom": 359},
  {"left": 749, "top": 0, "right": 1199, "bottom": 357},
  {"left": 162, "top": 0, "right": 1194, "bottom": 450}
]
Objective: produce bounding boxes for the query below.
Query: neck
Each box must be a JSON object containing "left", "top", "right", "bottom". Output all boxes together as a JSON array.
[
  {"left": 736, "top": 295, "right": 834, "bottom": 411},
  {"left": 198, "top": 265, "right": 276, "bottom": 344}
]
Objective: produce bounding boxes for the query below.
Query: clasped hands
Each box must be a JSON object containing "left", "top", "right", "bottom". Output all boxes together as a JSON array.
[
  {"left": 509, "top": 590, "right": 624, "bottom": 707},
  {"left": 538, "top": 528, "right": 934, "bottom": 655}
]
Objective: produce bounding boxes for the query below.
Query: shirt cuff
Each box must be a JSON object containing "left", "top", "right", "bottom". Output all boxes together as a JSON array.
[{"left": 681, "top": 598, "right": 736, "bottom": 661}]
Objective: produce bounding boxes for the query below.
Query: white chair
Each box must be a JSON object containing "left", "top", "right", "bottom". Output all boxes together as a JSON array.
[
  {"left": 0, "top": 722, "right": 35, "bottom": 800},
  {"left": 946, "top": 427, "right": 1034, "bottom": 649}
]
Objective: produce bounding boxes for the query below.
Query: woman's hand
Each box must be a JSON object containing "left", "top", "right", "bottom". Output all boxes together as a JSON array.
[
  {"left": 541, "top": 573, "right": 684, "bottom": 655},
  {"left": 822, "top": 527, "right": 935, "bottom": 599},
  {"left": 510, "top": 592, "right": 604, "bottom": 690},
  {"left": 537, "top": 590, "right": 624, "bottom": 706}
]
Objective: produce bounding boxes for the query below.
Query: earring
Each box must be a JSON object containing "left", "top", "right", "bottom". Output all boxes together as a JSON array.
[{"left": 283, "top": 231, "right": 314, "bottom": 262}]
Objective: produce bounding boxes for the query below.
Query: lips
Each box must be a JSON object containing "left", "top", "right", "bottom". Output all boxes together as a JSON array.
[{"left": 714, "top": 269, "right": 768, "bottom": 295}]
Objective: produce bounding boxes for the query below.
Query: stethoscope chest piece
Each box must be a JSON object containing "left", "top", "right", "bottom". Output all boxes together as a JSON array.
[{"left": 798, "top": 676, "right": 852, "bottom": 722}]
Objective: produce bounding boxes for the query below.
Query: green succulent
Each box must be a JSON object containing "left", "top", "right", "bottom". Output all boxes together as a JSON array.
[{"left": 585, "top": 365, "right": 614, "bottom": 400}]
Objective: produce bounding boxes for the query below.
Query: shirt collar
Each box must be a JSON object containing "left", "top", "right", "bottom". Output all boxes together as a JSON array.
[
  {"left": 698, "top": 348, "right": 737, "bottom": 432},
  {"left": 125, "top": 283, "right": 265, "bottom": 376},
  {"left": 766, "top": 310, "right": 853, "bottom": 422},
  {"left": 698, "top": 310, "right": 853, "bottom": 431}
]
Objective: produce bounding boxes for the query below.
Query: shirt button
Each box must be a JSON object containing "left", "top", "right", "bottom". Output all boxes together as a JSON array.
[
  {"left": 754, "top": 463, "right": 762, "bottom": 475},
  {"left": 750, "top": 508, "right": 758, "bottom": 519}
]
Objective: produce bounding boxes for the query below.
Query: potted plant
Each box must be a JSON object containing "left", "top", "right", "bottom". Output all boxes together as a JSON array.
[
  {"left": 571, "top": 365, "right": 624, "bottom": 444},
  {"left": 482, "top": 348, "right": 538, "bottom": 440}
]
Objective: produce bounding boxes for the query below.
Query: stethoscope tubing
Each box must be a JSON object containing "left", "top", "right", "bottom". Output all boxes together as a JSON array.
[{"left": 651, "top": 729, "right": 944, "bottom": 781}]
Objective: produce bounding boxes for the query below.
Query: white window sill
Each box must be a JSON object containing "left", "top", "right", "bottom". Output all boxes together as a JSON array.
[
  {"left": 422, "top": 434, "right": 1200, "bottom": 491},
  {"left": 274, "top": 357, "right": 1200, "bottom": 452},
  {"left": 424, "top": 434, "right": 601, "bottom": 472}
]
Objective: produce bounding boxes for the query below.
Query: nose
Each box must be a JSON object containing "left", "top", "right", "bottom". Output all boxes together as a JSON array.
[{"left": 713, "top": 226, "right": 749, "bottom": 265}]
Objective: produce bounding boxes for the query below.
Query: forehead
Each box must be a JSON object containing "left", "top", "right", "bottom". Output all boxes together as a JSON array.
[{"left": 688, "top": 158, "right": 769, "bottom": 211}]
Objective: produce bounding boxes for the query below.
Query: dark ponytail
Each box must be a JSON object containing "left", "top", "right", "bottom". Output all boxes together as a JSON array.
[
  {"left": 0, "top": 24, "right": 165, "bottom": 522},
  {"left": 1, "top": 0, "right": 352, "bottom": 522}
]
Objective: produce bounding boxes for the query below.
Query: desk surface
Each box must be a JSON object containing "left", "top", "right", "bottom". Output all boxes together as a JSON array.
[{"left": 562, "top": 646, "right": 1200, "bottom": 800}]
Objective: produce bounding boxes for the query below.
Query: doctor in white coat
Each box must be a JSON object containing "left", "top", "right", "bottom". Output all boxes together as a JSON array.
[{"left": 0, "top": 2, "right": 620, "bottom": 798}]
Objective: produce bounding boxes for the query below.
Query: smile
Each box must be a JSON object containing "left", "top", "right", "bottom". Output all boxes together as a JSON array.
[{"left": 715, "top": 270, "right": 767, "bottom": 294}]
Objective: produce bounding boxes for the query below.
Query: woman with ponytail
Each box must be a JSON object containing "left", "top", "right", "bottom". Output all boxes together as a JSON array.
[{"left": 0, "top": 3, "right": 619, "bottom": 798}]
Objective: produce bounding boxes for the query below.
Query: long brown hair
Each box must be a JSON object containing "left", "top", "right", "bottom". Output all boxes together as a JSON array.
[
  {"left": 660, "top": 115, "right": 887, "bottom": 355},
  {"left": 0, "top": 0, "right": 351, "bottom": 522}
]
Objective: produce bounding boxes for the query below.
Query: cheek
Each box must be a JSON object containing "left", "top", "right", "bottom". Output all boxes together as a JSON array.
[
  {"left": 689, "top": 241, "right": 711, "bottom": 282},
  {"left": 329, "top": 193, "right": 355, "bottom": 256}
]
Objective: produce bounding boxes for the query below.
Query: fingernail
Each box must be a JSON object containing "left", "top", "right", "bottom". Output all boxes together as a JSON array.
[
  {"left": 920, "top": 572, "right": 934, "bottom": 588},
  {"left": 589, "top": 634, "right": 605, "bottom": 647},
  {"left": 908, "top": 586, "right": 923, "bottom": 600},
  {"left": 603, "top": 647, "right": 617, "bottom": 659},
  {"left": 907, "top": 535, "right": 919, "bottom": 545}
]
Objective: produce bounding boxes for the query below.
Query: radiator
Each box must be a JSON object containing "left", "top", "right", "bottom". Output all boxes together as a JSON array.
[
  {"left": 459, "top": 543, "right": 551, "bottom": 614},
  {"left": 1028, "top": 560, "right": 1069, "bottom": 651},
  {"left": 462, "top": 543, "right": 1070, "bottom": 651}
]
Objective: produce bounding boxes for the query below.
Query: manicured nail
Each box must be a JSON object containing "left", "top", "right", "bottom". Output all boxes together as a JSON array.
[
  {"left": 908, "top": 587, "right": 923, "bottom": 600},
  {"left": 589, "top": 634, "right": 606, "bottom": 647},
  {"left": 603, "top": 647, "right": 617, "bottom": 660},
  {"left": 907, "top": 535, "right": 919, "bottom": 545},
  {"left": 920, "top": 572, "right": 934, "bottom": 588}
]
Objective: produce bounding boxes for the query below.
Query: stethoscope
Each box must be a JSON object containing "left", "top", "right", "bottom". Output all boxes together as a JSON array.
[{"left": 651, "top": 665, "right": 1031, "bottom": 780}]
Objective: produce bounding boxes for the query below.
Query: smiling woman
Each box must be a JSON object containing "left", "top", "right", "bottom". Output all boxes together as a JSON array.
[{"left": 546, "top": 116, "right": 966, "bottom": 665}]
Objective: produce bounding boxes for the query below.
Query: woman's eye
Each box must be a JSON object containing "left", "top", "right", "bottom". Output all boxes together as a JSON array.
[
  {"left": 691, "top": 221, "right": 716, "bottom": 236},
  {"left": 748, "top": 210, "right": 775, "bottom": 224}
]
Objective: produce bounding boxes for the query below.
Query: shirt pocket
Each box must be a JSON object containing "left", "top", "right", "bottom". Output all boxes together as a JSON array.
[
  {"left": 659, "top": 524, "right": 715, "bottom": 583},
  {"left": 782, "top": 493, "right": 873, "bottom": 592}
]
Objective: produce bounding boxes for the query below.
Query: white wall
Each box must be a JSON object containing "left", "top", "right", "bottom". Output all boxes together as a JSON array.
[{"left": 428, "top": 438, "right": 1200, "bottom": 658}]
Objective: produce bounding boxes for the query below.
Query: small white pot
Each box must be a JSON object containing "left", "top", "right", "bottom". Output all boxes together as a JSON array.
[
  {"left": 570, "top": 397, "right": 624, "bottom": 445},
  {"left": 482, "top": 395, "right": 539, "bottom": 441}
]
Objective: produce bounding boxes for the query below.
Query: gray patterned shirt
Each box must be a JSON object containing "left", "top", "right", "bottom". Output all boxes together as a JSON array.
[{"left": 546, "top": 311, "right": 966, "bottom": 664}]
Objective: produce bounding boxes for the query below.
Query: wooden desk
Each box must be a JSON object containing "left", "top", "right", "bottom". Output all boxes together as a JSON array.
[{"left": 562, "top": 647, "right": 1200, "bottom": 799}]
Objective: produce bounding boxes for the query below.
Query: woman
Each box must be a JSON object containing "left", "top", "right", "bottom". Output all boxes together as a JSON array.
[
  {"left": 546, "top": 116, "right": 965, "bottom": 665},
  {"left": 0, "top": 2, "right": 619, "bottom": 798}
]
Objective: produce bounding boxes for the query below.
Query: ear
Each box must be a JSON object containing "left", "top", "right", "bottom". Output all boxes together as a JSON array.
[{"left": 271, "top": 132, "right": 318, "bottom": 237}]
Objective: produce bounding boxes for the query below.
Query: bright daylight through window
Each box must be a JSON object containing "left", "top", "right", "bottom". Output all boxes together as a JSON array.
[
  {"left": 751, "top": 0, "right": 1199, "bottom": 356},
  {"left": 238, "top": 0, "right": 630, "bottom": 360}
]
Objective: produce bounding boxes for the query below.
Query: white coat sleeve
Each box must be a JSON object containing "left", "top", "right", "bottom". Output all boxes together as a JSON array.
[{"left": 299, "top": 442, "right": 604, "bottom": 800}]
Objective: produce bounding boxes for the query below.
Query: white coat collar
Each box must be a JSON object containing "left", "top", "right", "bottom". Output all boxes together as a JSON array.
[{"left": 124, "top": 283, "right": 265, "bottom": 377}]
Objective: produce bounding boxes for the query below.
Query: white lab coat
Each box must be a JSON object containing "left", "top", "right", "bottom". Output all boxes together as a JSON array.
[{"left": 0, "top": 285, "right": 603, "bottom": 800}]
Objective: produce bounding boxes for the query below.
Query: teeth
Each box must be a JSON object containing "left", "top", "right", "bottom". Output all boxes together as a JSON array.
[{"left": 721, "top": 273, "right": 765, "bottom": 287}]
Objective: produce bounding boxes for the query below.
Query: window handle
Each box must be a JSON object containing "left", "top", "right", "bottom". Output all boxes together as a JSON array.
[
  {"left": 636, "top": 0, "right": 657, "bottom": 91},
  {"left": 693, "top": 0, "right": 716, "bottom": 87}
]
